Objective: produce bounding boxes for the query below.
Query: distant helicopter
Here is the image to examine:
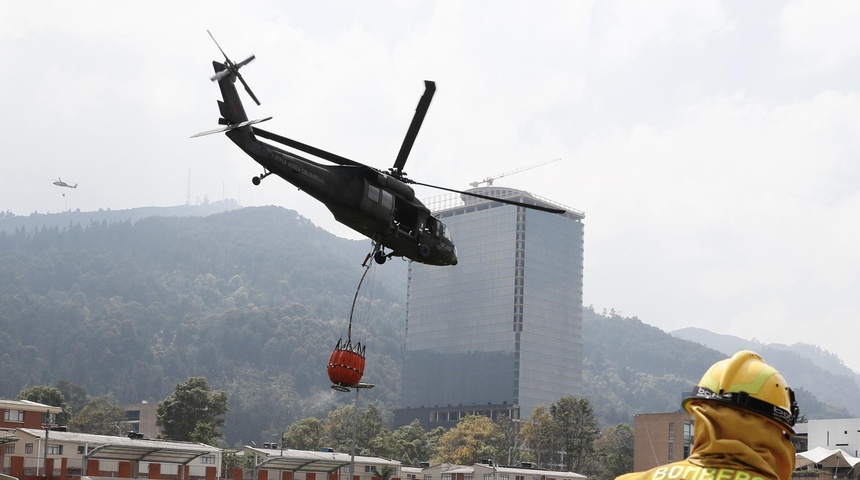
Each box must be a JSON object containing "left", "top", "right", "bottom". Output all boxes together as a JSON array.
[
  {"left": 193, "top": 32, "right": 564, "bottom": 266},
  {"left": 53, "top": 178, "right": 77, "bottom": 189}
]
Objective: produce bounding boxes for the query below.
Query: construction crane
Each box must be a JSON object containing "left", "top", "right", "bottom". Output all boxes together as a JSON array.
[{"left": 469, "top": 158, "right": 561, "bottom": 188}]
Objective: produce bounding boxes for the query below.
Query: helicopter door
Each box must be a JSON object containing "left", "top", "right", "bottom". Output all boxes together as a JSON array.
[{"left": 359, "top": 182, "right": 395, "bottom": 223}]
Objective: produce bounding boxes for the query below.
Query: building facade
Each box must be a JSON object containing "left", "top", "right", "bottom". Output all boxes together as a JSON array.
[
  {"left": 419, "top": 461, "right": 586, "bottom": 480},
  {"left": 805, "top": 418, "right": 860, "bottom": 457},
  {"left": 396, "top": 188, "right": 585, "bottom": 428},
  {"left": 246, "top": 446, "right": 401, "bottom": 480},
  {"left": 0, "top": 400, "right": 62, "bottom": 430},
  {"left": 632, "top": 412, "right": 694, "bottom": 472},
  {"left": 1, "top": 428, "right": 220, "bottom": 480},
  {"left": 120, "top": 401, "right": 161, "bottom": 438}
]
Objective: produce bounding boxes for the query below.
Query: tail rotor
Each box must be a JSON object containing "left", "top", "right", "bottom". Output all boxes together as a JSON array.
[{"left": 207, "top": 30, "right": 260, "bottom": 105}]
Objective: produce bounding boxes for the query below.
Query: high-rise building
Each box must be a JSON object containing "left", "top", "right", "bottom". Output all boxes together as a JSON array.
[{"left": 394, "top": 187, "right": 585, "bottom": 429}]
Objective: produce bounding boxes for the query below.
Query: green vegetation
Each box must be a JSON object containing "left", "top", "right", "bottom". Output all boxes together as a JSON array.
[
  {"left": 0, "top": 206, "right": 406, "bottom": 444},
  {"left": 435, "top": 415, "right": 505, "bottom": 465},
  {"left": 18, "top": 382, "right": 631, "bottom": 475},
  {"left": 16, "top": 385, "right": 71, "bottom": 424},
  {"left": 581, "top": 308, "right": 854, "bottom": 423},
  {"left": 157, "top": 377, "right": 228, "bottom": 444},
  {"left": 593, "top": 423, "right": 634, "bottom": 479},
  {"left": 550, "top": 396, "right": 600, "bottom": 473},
  {"left": 0, "top": 205, "right": 852, "bottom": 452},
  {"left": 67, "top": 395, "right": 130, "bottom": 435}
]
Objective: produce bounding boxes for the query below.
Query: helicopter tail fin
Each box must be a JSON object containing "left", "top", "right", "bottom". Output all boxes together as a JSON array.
[
  {"left": 212, "top": 60, "right": 250, "bottom": 125},
  {"left": 192, "top": 60, "right": 272, "bottom": 138}
]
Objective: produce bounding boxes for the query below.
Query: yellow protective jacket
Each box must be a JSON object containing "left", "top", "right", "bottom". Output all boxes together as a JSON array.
[{"left": 616, "top": 402, "right": 796, "bottom": 480}]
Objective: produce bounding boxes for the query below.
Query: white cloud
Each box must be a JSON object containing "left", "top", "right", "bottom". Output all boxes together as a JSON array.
[
  {"left": 596, "top": 0, "right": 733, "bottom": 68},
  {"left": 573, "top": 88, "right": 860, "bottom": 369},
  {"left": 780, "top": 0, "right": 860, "bottom": 71},
  {"left": 3, "top": 0, "right": 860, "bottom": 373}
]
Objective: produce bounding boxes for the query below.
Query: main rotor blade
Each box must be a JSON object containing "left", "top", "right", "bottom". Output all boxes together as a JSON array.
[
  {"left": 237, "top": 73, "right": 260, "bottom": 105},
  {"left": 392, "top": 80, "right": 436, "bottom": 176},
  {"left": 252, "top": 127, "right": 365, "bottom": 167},
  {"left": 207, "top": 30, "right": 230, "bottom": 62},
  {"left": 409, "top": 181, "right": 566, "bottom": 214}
]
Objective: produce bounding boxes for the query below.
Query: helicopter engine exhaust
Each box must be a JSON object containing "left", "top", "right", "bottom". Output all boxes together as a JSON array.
[{"left": 377, "top": 174, "right": 415, "bottom": 202}]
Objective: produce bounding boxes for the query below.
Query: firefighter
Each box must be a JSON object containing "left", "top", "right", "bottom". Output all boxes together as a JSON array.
[{"left": 616, "top": 350, "right": 800, "bottom": 480}]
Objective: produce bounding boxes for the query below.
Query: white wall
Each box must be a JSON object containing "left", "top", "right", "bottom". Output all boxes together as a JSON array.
[{"left": 807, "top": 418, "right": 860, "bottom": 457}]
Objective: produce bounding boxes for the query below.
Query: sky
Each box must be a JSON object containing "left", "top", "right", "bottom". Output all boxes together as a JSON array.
[{"left": 3, "top": 1, "right": 860, "bottom": 374}]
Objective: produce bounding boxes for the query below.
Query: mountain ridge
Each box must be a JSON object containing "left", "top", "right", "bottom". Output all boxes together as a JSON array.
[
  {"left": 0, "top": 200, "right": 242, "bottom": 234},
  {"left": 672, "top": 327, "right": 860, "bottom": 416},
  {"left": 0, "top": 205, "right": 853, "bottom": 446}
]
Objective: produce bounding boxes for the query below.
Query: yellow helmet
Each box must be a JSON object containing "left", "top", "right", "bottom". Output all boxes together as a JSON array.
[{"left": 682, "top": 350, "right": 800, "bottom": 434}]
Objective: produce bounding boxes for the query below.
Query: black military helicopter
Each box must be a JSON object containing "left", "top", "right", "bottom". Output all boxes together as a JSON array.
[
  {"left": 52, "top": 178, "right": 77, "bottom": 189},
  {"left": 193, "top": 33, "right": 564, "bottom": 266}
]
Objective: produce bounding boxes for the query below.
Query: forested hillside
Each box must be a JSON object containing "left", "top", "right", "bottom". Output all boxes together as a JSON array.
[
  {"left": 582, "top": 309, "right": 725, "bottom": 425},
  {"left": 672, "top": 327, "right": 860, "bottom": 416},
  {"left": 0, "top": 206, "right": 407, "bottom": 444},
  {"left": 582, "top": 310, "right": 851, "bottom": 425},
  {"left": 0, "top": 206, "right": 848, "bottom": 446}
]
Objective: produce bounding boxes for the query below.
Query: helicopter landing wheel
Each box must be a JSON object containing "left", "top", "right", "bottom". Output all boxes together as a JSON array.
[
  {"left": 253, "top": 170, "right": 272, "bottom": 186},
  {"left": 374, "top": 250, "right": 387, "bottom": 265},
  {"left": 418, "top": 244, "right": 430, "bottom": 259}
]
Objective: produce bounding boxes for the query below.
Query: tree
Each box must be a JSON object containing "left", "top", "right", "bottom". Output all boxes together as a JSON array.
[
  {"left": 223, "top": 450, "right": 256, "bottom": 472},
  {"left": 434, "top": 415, "right": 504, "bottom": 465},
  {"left": 358, "top": 403, "right": 388, "bottom": 450},
  {"left": 55, "top": 380, "right": 88, "bottom": 417},
  {"left": 390, "top": 420, "right": 432, "bottom": 466},
  {"left": 368, "top": 428, "right": 400, "bottom": 459},
  {"left": 495, "top": 414, "right": 525, "bottom": 466},
  {"left": 593, "top": 423, "right": 634, "bottom": 480},
  {"left": 322, "top": 404, "right": 356, "bottom": 452},
  {"left": 68, "top": 395, "right": 129, "bottom": 435},
  {"left": 283, "top": 418, "right": 324, "bottom": 451},
  {"left": 17, "top": 385, "right": 70, "bottom": 425},
  {"left": 319, "top": 401, "right": 388, "bottom": 455},
  {"left": 378, "top": 465, "right": 395, "bottom": 480},
  {"left": 157, "top": 377, "right": 228, "bottom": 445},
  {"left": 225, "top": 372, "right": 299, "bottom": 447},
  {"left": 423, "top": 426, "right": 446, "bottom": 462},
  {"left": 191, "top": 422, "right": 224, "bottom": 444},
  {"left": 520, "top": 405, "right": 556, "bottom": 468},
  {"left": 550, "top": 396, "right": 600, "bottom": 474}
]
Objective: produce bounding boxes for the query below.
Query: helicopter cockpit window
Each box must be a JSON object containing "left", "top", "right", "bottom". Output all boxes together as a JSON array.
[
  {"left": 438, "top": 220, "right": 452, "bottom": 241},
  {"left": 426, "top": 216, "right": 438, "bottom": 236}
]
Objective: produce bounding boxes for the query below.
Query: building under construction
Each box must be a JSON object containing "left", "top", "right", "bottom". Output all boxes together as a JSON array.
[{"left": 395, "top": 186, "right": 585, "bottom": 428}]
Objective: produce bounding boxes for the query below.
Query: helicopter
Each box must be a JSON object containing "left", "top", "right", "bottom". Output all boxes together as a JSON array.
[
  {"left": 193, "top": 33, "right": 564, "bottom": 266},
  {"left": 53, "top": 178, "right": 77, "bottom": 189}
]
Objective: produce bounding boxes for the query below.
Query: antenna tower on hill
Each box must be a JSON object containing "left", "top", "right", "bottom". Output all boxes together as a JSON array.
[{"left": 185, "top": 170, "right": 192, "bottom": 205}]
